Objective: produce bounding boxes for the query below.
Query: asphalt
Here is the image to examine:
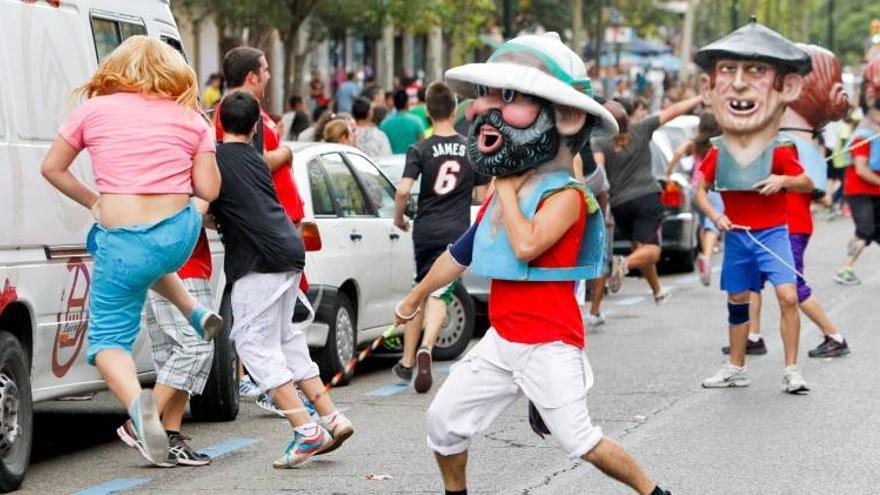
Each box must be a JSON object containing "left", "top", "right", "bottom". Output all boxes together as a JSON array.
[{"left": 19, "top": 213, "right": 880, "bottom": 495}]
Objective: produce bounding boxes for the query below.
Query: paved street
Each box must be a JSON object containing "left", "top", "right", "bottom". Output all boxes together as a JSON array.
[{"left": 21, "top": 216, "right": 880, "bottom": 494}]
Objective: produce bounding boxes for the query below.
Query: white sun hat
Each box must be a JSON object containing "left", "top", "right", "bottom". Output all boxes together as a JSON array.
[{"left": 445, "top": 32, "right": 618, "bottom": 134}]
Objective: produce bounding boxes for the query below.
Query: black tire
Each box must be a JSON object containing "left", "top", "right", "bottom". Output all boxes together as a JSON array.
[
  {"left": 315, "top": 293, "right": 357, "bottom": 386},
  {"left": 190, "top": 287, "right": 239, "bottom": 422},
  {"left": 664, "top": 249, "right": 696, "bottom": 274},
  {"left": 0, "top": 331, "right": 32, "bottom": 493},
  {"left": 432, "top": 283, "right": 475, "bottom": 361}
]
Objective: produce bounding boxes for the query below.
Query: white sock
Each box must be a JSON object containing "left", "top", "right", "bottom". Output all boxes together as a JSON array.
[
  {"left": 748, "top": 333, "right": 762, "bottom": 343},
  {"left": 293, "top": 422, "right": 319, "bottom": 436},
  {"left": 622, "top": 259, "right": 630, "bottom": 275},
  {"left": 320, "top": 411, "right": 339, "bottom": 425},
  {"left": 828, "top": 333, "right": 845, "bottom": 344}
]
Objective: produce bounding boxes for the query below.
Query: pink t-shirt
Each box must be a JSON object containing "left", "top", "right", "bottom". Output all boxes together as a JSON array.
[{"left": 59, "top": 92, "right": 215, "bottom": 194}]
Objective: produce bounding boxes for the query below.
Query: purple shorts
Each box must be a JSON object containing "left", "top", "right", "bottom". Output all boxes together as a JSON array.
[{"left": 750, "top": 233, "right": 811, "bottom": 303}]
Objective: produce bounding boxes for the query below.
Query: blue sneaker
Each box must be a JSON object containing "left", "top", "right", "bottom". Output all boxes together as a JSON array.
[
  {"left": 297, "top": 389, "right": 320, "bottom": 422},
  {"left": 239, "top": 375, "right": 261, "bottom": 402},
  {"left": 256, "top": 393, "right": 283, "bottom": 416},
  {"left": 272, "top": 426, "right": 332, "bottom": 468},
  {"left": 188, "top": 305, "right": 222, "bottom": 341}
]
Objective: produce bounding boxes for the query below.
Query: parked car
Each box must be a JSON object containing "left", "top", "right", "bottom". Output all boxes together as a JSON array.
[
  {"left": 289, "top": 144, "right": 474, "bottom": 384},
  {"left": 0, "top": 2, "right": 239, "bottom": 492},
  {"left": 611, "top": 115, "right": 700, "bottom": 272}
]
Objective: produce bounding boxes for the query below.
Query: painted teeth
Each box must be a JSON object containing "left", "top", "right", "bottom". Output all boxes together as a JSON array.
[{"left": 730, "top": 100, "right": 755, "bottom": 110}]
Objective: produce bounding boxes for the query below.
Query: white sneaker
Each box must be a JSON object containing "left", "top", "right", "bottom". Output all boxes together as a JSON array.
[
  {"left": 702, "top": 363, "right": 750, "bottom": 388},
  {"left": 696, "top": 254, "right": 711, "bottom": 286},
  {"left": 608, "top": 256, "right": 625, "bottom": 293},
  {"left": 584, "top": 312, "right": 606, "bottom": 327},
  {"left": 653, "top": 286, "right": 672, "bottom": 305},
  {"left": 239, "top": 375, "right": 261, "bottom": 401},
  {"left": 783, "top": 365, "right": 810, "bottom": 394}
]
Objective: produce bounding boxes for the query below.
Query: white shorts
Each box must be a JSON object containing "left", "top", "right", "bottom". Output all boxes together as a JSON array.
[
  {"left": 426, "top": 328, "right": 603, "bottom": 459},
  {"left": 230, "top": 271, "right": 319, "bottom": 393}
]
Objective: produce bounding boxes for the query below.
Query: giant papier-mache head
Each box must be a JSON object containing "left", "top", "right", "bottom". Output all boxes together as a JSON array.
[
  {"left": 695, "top": 20, "right": 811, "bottom": 136},
  {"left": 861, "top": 55, "right": 880, "bottom": 112},
  {"left": 445, "top": 33, "right": 617, "bottom": 177},
  {"left": 789, "top": 44, "right": 850, "bottom": 129}
]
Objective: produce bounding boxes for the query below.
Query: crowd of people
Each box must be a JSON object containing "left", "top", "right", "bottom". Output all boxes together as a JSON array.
[{"left": 37, "top": 14, "right": 880, "bottom": 494}]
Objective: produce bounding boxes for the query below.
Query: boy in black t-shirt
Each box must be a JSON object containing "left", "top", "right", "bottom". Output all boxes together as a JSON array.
[
  {"left": 392, "top": 82, "right": 489, "bottom": 393},
  {"left": 210, "top": 91, "right": 353, "bottom": 468}
]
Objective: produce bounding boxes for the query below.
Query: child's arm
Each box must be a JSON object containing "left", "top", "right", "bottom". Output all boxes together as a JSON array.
[
  {"left": 695, "top": 177, "right": 730, "bottom": 231},
  {"left": 41, "top": 136, "right": 99, "bottom": 214}
]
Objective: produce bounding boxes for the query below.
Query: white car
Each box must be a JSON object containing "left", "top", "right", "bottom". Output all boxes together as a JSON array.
[{"left": 289, "top": 143, "right": 475, "bottom": 384}]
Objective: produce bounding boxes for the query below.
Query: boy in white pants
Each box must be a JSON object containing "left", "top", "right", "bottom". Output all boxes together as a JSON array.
[{"left": 209, "top": 90, "right": 352, "bottom": 468}]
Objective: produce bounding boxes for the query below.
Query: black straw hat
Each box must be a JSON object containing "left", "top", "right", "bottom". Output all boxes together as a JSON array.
[{"left": 695, "top": 19, "right": 812, "bottom": 76}]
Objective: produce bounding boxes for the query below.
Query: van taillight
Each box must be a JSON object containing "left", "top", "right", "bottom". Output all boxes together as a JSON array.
[
  {"left": 301, "top": 222, "right": 322, "bottom": 251},
  {"left": 660, "top": 182, "right": 684, "bottom": 208}
]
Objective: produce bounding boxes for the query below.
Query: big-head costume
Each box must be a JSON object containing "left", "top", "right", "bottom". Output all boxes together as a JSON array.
[{"left": 425, "top": 33, "right": 622, "bottom": 461}]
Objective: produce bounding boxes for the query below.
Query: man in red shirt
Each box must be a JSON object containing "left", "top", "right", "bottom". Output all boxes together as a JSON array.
[
  {"left": 834, "top": 56, "right": 880, "bottom": 286},
  {"left": 395, "top": 33, "right": 671, "bottom": 495},
  {"left": 694, "top": 21, "right": 814, "bottom": 394},
  {"left": 213, "top": 47, "right": 308, "bottom": 407}
]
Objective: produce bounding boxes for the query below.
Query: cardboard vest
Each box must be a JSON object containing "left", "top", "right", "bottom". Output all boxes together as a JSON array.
[
  {"left": 781, "top": 132, "right": 827, "bottom": 194},
  {"left": 845, "top": 125, "right": 880, "bottom": 172},
  {"left": 712, "top": 136, "right": 785, "bottom": 191},
  {"left": 471, "top": 170, "right": 605, "bottom": 281}
]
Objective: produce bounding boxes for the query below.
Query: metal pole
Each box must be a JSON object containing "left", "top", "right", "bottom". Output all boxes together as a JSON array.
[
  {"left": 503, "top": 0, "right": 514, "bottom": 40},
  {"left": 827, "top": 0, "right": 834, "bottom": 51},
  {"left": 730, "top": 0, "right": 738, "bottom": 31}
]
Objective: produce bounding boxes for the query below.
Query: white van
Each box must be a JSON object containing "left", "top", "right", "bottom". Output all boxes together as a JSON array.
[{"left": 0, "top": 1, "right": 237, "bottom": 492}]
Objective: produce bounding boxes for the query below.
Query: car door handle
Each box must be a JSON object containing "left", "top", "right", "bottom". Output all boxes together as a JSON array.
[
  {"left": 389, "top": 232, "right": 400, "bottom": 241},
  {"left": 350, "top": 233, "right": 363, "bottom": 242}
]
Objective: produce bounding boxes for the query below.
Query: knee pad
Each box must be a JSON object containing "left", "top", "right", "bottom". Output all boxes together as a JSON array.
[{"left": 728, "top": 301, "right": 749, "bottom": 325}]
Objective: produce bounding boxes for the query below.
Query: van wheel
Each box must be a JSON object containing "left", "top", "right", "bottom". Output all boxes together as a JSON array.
[
  {"left": 0, "top": 332, "right": 32, "bottom": 493},
  {"left": 190, "top": 288, "right": 239, "bottom": 422},
  {"left": 432, "top": 283, "right": 475, "bottom": 361},
  {"left": 316, "top": 293, "right": 357, "bottom": 386}
]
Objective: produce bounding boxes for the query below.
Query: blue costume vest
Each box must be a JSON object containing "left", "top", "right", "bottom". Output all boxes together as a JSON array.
[
  {"left": 712, "top": 136, "right": 785, "bottom": 191},
  {"left": 471, "top": 170, "right": 605, "bottom": 281},
  {"left": 781, "top": 132, "right": 827, "bottom": 194},
  {"left": 846, "top": 125, "right": 880, "bottom": 172}
]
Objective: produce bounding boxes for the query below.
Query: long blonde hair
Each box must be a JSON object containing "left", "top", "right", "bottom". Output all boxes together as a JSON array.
[{"left": 75, "top": 35, "right": 199, "bottom": 112}]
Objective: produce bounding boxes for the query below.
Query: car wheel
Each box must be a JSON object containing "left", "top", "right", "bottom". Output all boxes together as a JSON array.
[
  {"left": 0, "top": 331, "right": 32, "bottom": 493},
  {"left": 190, "top": 287, "right": 240, "bottom": 422},
  {"left": 316, "top": 293, "right": 357, "bottom": 386},
  {"left": 432, "top": 283, "right": 475, "bottom": 361}
]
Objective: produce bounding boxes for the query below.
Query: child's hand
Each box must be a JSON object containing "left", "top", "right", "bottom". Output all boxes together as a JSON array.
[
  {"left": 89, "top": 199, "right": 102, "bottom": 222},
  {"left": 753, "top": 175, "right": 786, "bottom": 195}
]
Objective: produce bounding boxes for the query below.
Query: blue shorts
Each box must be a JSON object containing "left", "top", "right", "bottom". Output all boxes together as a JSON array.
[
  {"left": 699, "top": 190, "right": 725, "bottom": 235},
  {"left": 86, "top": 202, "right": 201, "bottom": 365},
  {"left": 720, "top": 225, "right": 796, "bottom": 295}
]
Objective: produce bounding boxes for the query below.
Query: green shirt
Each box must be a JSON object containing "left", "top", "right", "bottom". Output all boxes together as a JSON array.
[
  {"left": 380, "top": 112, "right": 426, "bottom": 154},
  {"left": 409, "top": 104, "right": 430, "bottom": 129}
]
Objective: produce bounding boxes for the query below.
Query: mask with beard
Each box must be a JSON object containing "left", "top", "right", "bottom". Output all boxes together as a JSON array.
[{"left": 467, "top": 100, "right": 560, "bottom": 177}]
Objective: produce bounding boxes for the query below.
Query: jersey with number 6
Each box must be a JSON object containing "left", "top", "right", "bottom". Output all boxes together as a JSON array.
[{"left": 403, "top": 134, "right": 489, "bottom": 249}]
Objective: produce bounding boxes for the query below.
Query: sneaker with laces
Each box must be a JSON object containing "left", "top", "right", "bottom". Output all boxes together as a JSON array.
[
  {"left": 701, "top": 363, "right": 750, "bottom": 388},
  {"left": 116, "top": 395, "right": 175, "bottom": 469},
  {"left": 169, "top": 434, "right": 212, "bottom": 466},
  {"left": 833, "top": 268, "right": 860, "bottom": 286},
  {"left": 653, "top": 286, "right": 672, "bottom": 305},
  {"left": 584, "top": 312, "right": 605, "bottom": 327},
  {"left": 608, "top": 256, "right": 625, "bottom": 293},
  {"left": 696, "top": 254, "right": 711, "bottom": 286},
  {"left": 783, "top": 365, "right": 809, "bottom": 394},
  {"left": 316, "top": 413, "right": 354, "bottom": 455},
  {"left": 256, "top": 393, "right": 283, "bottom": 416},
  {"left": 392, "top": 361, "right": 413, "bottom": 382},
  {"left": 807, "top": 336, "right": 850, "bottom": 358},
  {"left": 239, "top": 375, "right": 261, "bottom": 402},
  {"left": 413, "top": 347, "right": 433, "bottom": 394},
  {"left": 722, "top": 337, "right": 767, "bottom": 355},
  {"left": 272, "top": 426, "right": 332, "bottom": 468}
]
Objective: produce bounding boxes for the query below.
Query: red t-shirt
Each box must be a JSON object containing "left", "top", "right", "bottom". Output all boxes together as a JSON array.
[
  {"left": 702, "top": 146, "right": 804, "bottom": 230},
  {"left": 481, "top": 190, "right": 589, "bottom": 349},
  {"left": 843, "top": 138, "right": 880, "bottom": 196},
  {"left": 785, "top": 192, "right": 813, "bottom": 235},
  {"left": 178, "top": 231, "right": 212, "bottom": 279}
]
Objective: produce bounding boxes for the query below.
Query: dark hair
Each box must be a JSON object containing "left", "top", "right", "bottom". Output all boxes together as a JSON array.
[
  {"left": 346, "top": 71, "right": 355, "bottom": 81},
  {"left": 220, "top": 90, "right": 261, "bottom": 135},
  {"left": 288, "top": 95, "right": 302, "bottom": 108},
  {"left": 426, "top": 81, "right": 456, "bottom": 121},
  {"left": 223, "top": 47, "right": 264, "bottom": 88},
  {"left": 208, "top": 73, "right": 222, "bottom": 83},
  {"left": 362, "top": 84, "right": 383, "bottom": 102},
  {"left": 312, "top": 105, "right": 328, "bottom": 123},
  {"left": 393, "top": 89, "right": 409, "bottom": 110},
  {"left": 417, "top": 86, "right": 427, "bottom": 102},
  {"left": 352, "top": 97, "right": 372, "bottom": 121},
  {"left": 694, "top": 112, "right": 722, "bottom": 157},
  {"left": 372, "top": 105, "right": 388, "bottom": 126}
]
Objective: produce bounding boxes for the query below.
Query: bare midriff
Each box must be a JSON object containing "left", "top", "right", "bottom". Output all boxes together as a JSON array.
[{"left": 97, "top": 193, "right": 191, "bottom": 228}]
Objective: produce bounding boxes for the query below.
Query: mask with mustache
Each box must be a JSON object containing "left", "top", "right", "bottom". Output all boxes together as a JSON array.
[{"left": 467, "top": 100, "right": 560, "bottom": 177}]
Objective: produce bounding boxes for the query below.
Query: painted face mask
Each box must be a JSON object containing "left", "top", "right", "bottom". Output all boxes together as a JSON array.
[
  {"left": 708, "top": 59, "right": 786, "bottom": 136},
  {"left": 467, "top": 98, "right": 560, "bottom": 177}
]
